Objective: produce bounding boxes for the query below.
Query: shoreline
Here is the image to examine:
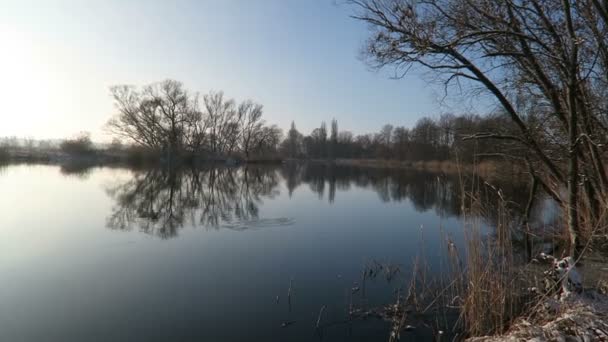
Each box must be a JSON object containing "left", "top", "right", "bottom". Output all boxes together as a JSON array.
[
  {"left": 1, "top": 152, "right": 524, "bottom": 177},
  {"left": 305, "top": 158, "right": 523, "bottom": 177}
]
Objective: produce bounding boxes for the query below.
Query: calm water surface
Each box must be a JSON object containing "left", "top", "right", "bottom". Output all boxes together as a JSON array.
[{"left": 0, "top": 163, "right": 547, "bottom": 341}]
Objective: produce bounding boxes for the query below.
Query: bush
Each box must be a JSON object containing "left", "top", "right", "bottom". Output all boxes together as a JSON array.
[
  {"left": 125, "top": 145, "right": 159, "bottom": 166},
  {"left": 0, "top": 146, "right": 9, "bottom": 161},
  {"left": 60, "top": 133, "right": 93, "bottom": 155},
  {"left": 108, "top": 138, "right": 123, "bottom": 152}
]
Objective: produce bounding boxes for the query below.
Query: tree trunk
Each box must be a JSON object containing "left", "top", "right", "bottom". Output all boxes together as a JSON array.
[
  {"left": 563, "top": 0, "right": 582, "bottom": 260},
  {"left": 523, "top": 175, "right": 538, "bottom": 262}
]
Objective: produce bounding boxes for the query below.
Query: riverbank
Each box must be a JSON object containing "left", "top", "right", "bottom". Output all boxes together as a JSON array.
[
  {"left": 0, "top": 148, "right": 284, "bottom": 167},
  {"left": 2, "top": 147, "right": 521, "bottom": 176},
  {"left": 304, "top": 158, "right": 523, "bottom": 178},
  {"left": 469, "top": 251, "right": 608, "bottom": 341},
  {"left": 468, "top": 291, "right": 608, "bottom": 341}
]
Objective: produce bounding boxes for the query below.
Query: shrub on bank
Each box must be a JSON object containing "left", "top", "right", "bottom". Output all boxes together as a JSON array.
[
  {"left": 0, "top": 146, "right": 9, "bottom": 161},
  {"left": 60, "top": 133, "right": 94, "bottom": 156}
]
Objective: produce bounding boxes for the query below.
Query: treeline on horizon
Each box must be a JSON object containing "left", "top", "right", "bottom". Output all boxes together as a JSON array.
[
  {"left": 104, "top": 78, "right": 518, "bottom": 164},
  {"left": 0, "top": 78, "right": 518, "bottom": 165},
  {"left": 282, "top": 112, "right": 519, "bottom": 163}
]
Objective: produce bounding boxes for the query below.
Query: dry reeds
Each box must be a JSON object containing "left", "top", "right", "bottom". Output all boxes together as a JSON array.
[
  {"left": 363, "top": 174, "right": 534, "bottom": 339},
  {"left": 354, "top": 157, "right": 606, "bottom": 339},
  {"left": 332, "top": 158, "right": 510, "bottom": 177},
  {"left": 447, "top": 170, "right": 536, "bottom": 337}
]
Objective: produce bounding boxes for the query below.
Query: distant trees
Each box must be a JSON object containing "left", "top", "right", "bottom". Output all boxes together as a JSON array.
[
  {"left": 202, "top": 91, "right": 237, "bottom": 155},
  {"left": 304, "top": 122, "right": 329, "bottom": 159},
  {"left": 107, "top": 80, "right": 199, "bottom": 153},
  {"left": 284, "top": 113, "right": 517, "bottom": 162},
  {"left": 329, "top": 119, "right": 338, "bottom": 159},
  {"left": 108, "top": 138, "right": 123, "bottom": 152},
  {"left": 377, "top": 124, "right": 393, "bottom": 158},
  {"left": 283, "top": 121, "right": 304, "bottom": 158},
  {"left": 410, "top": 118, "right": 440, "bottom": 161},
  {"left": 60, "top": 132, "right": 94, "bottom": 155},
  {"left": 392, "top": 126, "right": 409, "bottom": 160},
  {"left": 337, "top": 130, "right": 354, "bottom": 158},
  {"left": 238, "top": 100, "right": 264, "bottom": 158},
  {"left": 253, "top": 125, "right": 283, "bottom": 157},
  {"left": 107, "top": 80, "right": 282, "bottom": 159},
  {"left": 0, "top": 137, "right": 56, "bottom": 161},
  {"left": 0, "top": 145, "right": 8, "bottom": 161}
]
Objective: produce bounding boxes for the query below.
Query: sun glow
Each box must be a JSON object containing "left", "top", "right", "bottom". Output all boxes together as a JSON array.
[{"left": 0, "top": 27, "right": 68, "bottom": 138}]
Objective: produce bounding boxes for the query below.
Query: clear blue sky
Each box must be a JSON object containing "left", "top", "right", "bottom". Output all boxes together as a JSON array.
[{"left": 0, "top": 0, "right": 448, "bottom": 141}]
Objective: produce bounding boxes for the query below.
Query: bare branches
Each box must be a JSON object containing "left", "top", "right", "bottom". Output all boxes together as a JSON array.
[
  {"left": 106, "top": 80, "right": 282, "bottom": 158},
  {"left": 350, "top": 0, "right": 608, "bottom": 254},
  {"left": 462, "top": 133, "right": 525, "bottom": 144}
]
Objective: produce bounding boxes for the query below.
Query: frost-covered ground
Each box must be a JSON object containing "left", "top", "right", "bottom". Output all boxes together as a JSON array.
[
  {"left": 468, "top": 254, "right": 608, "bottom": 341},
  {"left": 468, "top": 291, "right": 608, "bottom": 341}
]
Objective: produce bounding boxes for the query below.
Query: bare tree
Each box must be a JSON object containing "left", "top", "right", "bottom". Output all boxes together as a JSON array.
[
  {"left": 260, "top": 125, "right": 283, "bottom": 154},
  {"left": 107, "top": 79, "right": 199, "bottom": 156},
  {"left": 60, "top": 132, "right": 93, "bottom": 155},
  {"left": 329, "top": 119, "right": 339, "bottom": 159},
  {"left": 202, "top": 91, "right": 238, "bottom": 155},
  {"left": 285, "top": 121, "right": 303, "bottom": 158},
  {"left": 350, "top": 0, "right": 608, "bottom": 258},
  {"left": 238, "top": 100, "right": 265, "bottom": 158},
  {"left": 338, "top": 130, "right": 354, "bottom": 158},
  {"left": 392, "top": 126, "right": 410, "bottom": 160}
]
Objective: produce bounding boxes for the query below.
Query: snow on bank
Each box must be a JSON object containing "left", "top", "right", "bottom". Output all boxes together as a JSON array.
[
  {"left": 468, "top": 256, "right": 608, "bottom": 341},
  {"left": 468, "top": 293, "right": 608, "bottom": 341}
]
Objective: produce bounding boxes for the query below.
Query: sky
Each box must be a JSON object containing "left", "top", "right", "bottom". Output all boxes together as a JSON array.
[{"left": 0, "top": 0, "right": 451, "bottom": 141}]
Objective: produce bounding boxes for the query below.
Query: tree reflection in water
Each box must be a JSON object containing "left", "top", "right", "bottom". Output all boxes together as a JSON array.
[
  {"left": 105, "top": 166, "right": 285, "bottom": 238},
  {"left": 280, "top": 163, "right": 551, "bottom": 229},
  {"left": 105, "top": 162, "right": 552, "bottom": 239}
]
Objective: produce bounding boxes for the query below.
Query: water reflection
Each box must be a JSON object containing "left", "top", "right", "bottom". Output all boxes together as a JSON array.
[
  {"left": 60, "top": 162, "right": 96, "bottom": 179},
  {"left": 0, "top": 163, "right": 555, "bottom": 341},
  {"left": 105, "top": 166, "right": 284, "bottom": 238},
  {"left": 282, "top": 162, "right": 538, "bottom": 222},
  {"left": 104, "top": 162, "right": 546, "bottom": 239}
]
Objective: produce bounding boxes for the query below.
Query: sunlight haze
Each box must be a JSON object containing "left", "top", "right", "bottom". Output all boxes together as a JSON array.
[
  {"left": 1, "top": 1, "right": 606, "bottom": 341},
  {"left": 0, "top": 0, "right": 436, "bottom": 141}
]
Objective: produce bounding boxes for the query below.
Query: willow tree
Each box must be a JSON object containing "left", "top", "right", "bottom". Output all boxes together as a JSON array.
[{"left": 350, "top": 0, "right": 608, "bottom": 258}]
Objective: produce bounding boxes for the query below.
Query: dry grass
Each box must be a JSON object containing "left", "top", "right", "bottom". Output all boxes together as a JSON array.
[
  {"left": 351, "top": 166, "right": 539, "bottom": 339},
  {"left": 341, "top": 158, "right": 606, "bottom": 340},
  {"left": 332, "top": 158, "right": 518, "bottom": 177},
  {"left": 357, "top": 185, "right": 608, "bottom": 340},
  {"left": 360, "top": 187, "right": 531, "bottom": 338},
  {"left": 446, "top": 167, "right": 608, "bottom": 339},
  {"left": 456, "top": 192, "right": 524, "bottom": 336},
  {"left": 416, "top": 169, "right": 538, "bottom": 337},
  {"left": 351, "top": 157, "right": 608, "bottom": 339}
]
